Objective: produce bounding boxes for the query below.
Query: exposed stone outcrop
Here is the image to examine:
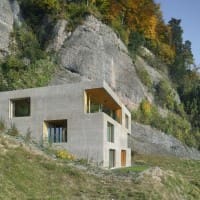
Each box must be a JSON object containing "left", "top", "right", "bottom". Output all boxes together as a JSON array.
[
  {"left": 129, "top": 122, "right": 200, "bottom": 160},
  {"left": 10, "top": 0, "right": 22, "bottom": 27},
  {"left": 0, "top": 0, "right": 13, "bottom": 57},
  {"left": 47, "top": 19, "right": 71, "bottom": 52},
  {"left": 0, "top": 0, "right": 21, "bottom": 58},
  {"left": 50, "top": 15, "right": 147, "bottom": 108}
]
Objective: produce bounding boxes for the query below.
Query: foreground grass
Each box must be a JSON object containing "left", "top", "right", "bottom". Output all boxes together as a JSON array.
[{"left": 0, "top": 135, "right": 199, "bottom": 200}]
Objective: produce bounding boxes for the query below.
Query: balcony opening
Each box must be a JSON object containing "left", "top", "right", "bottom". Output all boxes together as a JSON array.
[
  {"left": 85, "top": 88, "right": 122, "bottom": 123},
  {"left": 10, "top": 97, "right": 31, "bottom": 117},
  {"left": 44, "top": 119, "right": 67, "bottom": 143}
]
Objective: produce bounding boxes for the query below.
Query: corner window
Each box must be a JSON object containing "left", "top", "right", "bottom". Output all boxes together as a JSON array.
[
  {"left": 10, "top": 98, "right": 31, "bottom": 117},
  {"left": 125, "top": 114, "right": 129, "bottom": 129},
  {"left": 107, "top": 122, "right": 114, "bottom": 143}
]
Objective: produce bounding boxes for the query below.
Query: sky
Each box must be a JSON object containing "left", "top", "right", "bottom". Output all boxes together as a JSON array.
[{"left": 154, "top": 0, "right": 200, "bottom": 65}]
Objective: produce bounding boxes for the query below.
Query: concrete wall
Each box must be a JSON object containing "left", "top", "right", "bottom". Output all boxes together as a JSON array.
[{"left": 0, "top": 80, "right": 131, "bottom": 167}]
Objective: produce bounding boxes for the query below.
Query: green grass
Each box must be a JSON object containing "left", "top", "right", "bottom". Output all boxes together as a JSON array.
[
  {"left": 0, "top": 135, "right": 199, "bottom": 199},
  {"left": 114, "top": 164, "right": 149, "bottom": 174}
]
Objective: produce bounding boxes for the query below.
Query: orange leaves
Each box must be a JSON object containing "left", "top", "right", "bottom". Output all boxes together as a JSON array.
[{"left": 106, "top": 0, "right": 162, "bottom": 40}]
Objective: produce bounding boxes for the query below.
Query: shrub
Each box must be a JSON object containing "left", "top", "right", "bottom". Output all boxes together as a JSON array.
[
  {"left": 110, "top": 17, "right": 129, "bottom": 45},
  {"left": 56, "top": 150, "right": 75, "bottom": 160},
  {"left": 136, "top": 67, "right": 152, "bottom": 90},
  {"left": 7, "top": 124, "right": 19, "bottom": 137},
  {"left": 14, "top": 26, "right": 46, "bottom": 61},
  {"left": 132, "top": 99, "right": 197, "bottom": 148},
  {"left": 155, "top": 80, "right": 176, "bottom": 110},
  {"left": 66, "top": 3, "right": 92, "bottom": 31},
  {"left": 128, "top": 31, "right": 145, "bottom": 57}
]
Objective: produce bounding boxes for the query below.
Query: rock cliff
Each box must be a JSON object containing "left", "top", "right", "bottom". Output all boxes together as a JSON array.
[
  {"left": 0, "top": 0, "right": 13, "bottom": 57},
  {"left": 50, "top": 16, "right": 147, "bottom": 108},
  {"left": 0, "top": 0, "right": 21, "bottom": 58}
]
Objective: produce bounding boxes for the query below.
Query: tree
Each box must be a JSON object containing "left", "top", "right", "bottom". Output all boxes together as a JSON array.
[
  {"left": 168, "top": 18, "right": 183, "bottom": 54},
  {"left": 182, "top": 40, "right": 194, "bottom": 69},
  {"left": 168, "top": 18, "right": 194, "bottom": 83}
]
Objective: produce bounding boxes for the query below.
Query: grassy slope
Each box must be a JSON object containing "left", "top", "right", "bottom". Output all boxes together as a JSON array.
[{"left": 0, "top": 135, "right": 199, "bottom": 200}]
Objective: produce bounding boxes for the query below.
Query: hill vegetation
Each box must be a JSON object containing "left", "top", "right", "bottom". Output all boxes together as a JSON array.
[
  {"left": 0, "top": 0, "right": 199, "bottom": 149},
  {"left": 0, "top": 132, "right": 200, "bottom": 200}
]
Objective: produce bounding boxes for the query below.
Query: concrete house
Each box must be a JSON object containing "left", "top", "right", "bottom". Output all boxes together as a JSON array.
[{"left": 0, "top": 81, "right": 131, "bottom": 168}]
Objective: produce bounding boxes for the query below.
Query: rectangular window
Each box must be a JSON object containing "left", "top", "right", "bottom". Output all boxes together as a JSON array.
[
  {"left": 109, "top": 149, "right": 115, "bottom": 168},
  {"left": 125, "top": 114, "right": 129, "bottom": 129},
  {"left": 11, "top": 98, "right": 31, "bottom": 117},
  {"left": 107, "top": 122, "right": 114, "bottom": 143},
  {"left": 45, "top": 120, "right": 67, "bottom": 143}
]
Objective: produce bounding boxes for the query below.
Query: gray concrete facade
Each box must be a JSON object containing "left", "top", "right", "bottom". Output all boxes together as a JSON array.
[{"left": 0, "top": 81, "right": 131, "bottom": 168}]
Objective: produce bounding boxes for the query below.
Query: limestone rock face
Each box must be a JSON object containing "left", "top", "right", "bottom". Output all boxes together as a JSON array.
[
  {"left": 10, "top": 0, "right": 22, "bottom": 27},
  {"left": 0, "top": 0, "right": 21, "bottom": 58},
  {"left": 129, "top": 122, "right": 200, "bottom": 160},
  {"left": 0, "top": 0, "right": 13, "bottom": 57},
  {"left": 53, "top": 16, "right": 146, "bottom": 108},
  {"left": 47, "top": 19, "right": 70, "bottom": 52}
]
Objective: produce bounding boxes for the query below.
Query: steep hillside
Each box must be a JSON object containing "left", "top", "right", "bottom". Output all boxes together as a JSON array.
[
  {"left": 0, "top": 134, "right": 200, "bottom": 200},
  {"left": 0, "top": 0, "right": 199, "bottom": 158}
]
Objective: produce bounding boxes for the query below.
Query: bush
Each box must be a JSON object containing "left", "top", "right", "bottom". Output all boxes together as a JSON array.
[
  {"left": 14, "top": 26, "right": 46, "bottom": 61},
  {"left": 136, "top": 67, "right": 152, "bottom": 90},
  {"left": 7, "top": 124, "right": 19, "bottom": 137},
  {"left": 56, "top": 150, "right": 75, "bottom": 160},
  {"left": 128, "top": 31, "right": 145, "bottom": 57},
  {"left": 132, "top": 99, "right": 197, "bottom": 148},
  {"left": 65, "top": 3, "right": 92, "bottom": 31},
  {"left": 155, "top": 80, "right": 176, "bottom": 110},
  {"left": 110, "top": 17, "right": 129, "bottom": 45}
]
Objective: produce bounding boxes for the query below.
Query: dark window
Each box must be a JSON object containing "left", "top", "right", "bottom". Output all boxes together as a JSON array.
[
  {"left": 11, "top": 98, "right": 31, "bottom": 117},
  {"left": 109, "top": 149, "right": 115, "bottom": 168},
  {"left": 107, "top": 122, "right": 114, "bottom": 143},
  {"left": 125, "top": 114, "right": 129, "bottom": 129}
]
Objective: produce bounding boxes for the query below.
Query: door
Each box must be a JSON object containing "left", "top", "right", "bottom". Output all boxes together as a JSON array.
[{"left": 121, "top": 150, "right": 126, "bottom": 167}]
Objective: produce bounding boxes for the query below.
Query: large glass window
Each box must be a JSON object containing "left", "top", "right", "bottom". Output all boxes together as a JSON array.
[
  {"left": 107, "top": 122, "right": 114, "bottom": 143},
  {"left": 11, "top": 98, "right": 31, "bottom": 117}
]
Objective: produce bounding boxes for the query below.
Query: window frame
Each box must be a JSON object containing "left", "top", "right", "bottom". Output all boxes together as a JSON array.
[
  {"left": 107, "top": 122, "right": 114, "bottom": 143},
  {"left": 10, "top": 97, "right": 31, "bottom": 118},
  {"left": 125, "top": 114, "right": 129, "bottom": 129}
]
